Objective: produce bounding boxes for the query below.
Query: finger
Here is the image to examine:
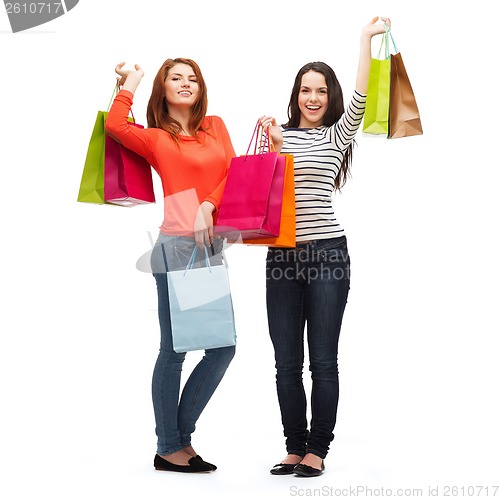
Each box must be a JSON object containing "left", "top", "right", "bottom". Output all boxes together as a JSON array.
[
  {"left": 201, "top": 228, "right": 210, "bottom": 247},
  {"left": 195, "top": 232, "right": 205, "bottom": 248},
  {"left": 202, "top": 229, "right": 211, "bottom": 248},
  {"left": 262, "top": 117, "right": 274, "bottom": 129}
]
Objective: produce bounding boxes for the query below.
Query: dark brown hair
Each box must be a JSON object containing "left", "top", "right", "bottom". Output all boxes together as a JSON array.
[
  {"left": 285, "top": 61, "right": 355, "bottom": 191},
  {"left": 146, "top": 58, "right": 208, "bottom": 141}
]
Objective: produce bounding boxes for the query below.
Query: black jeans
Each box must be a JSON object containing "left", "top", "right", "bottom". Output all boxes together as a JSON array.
[{"left": 266, "top": 236, "right": 350, "bottom": 459}]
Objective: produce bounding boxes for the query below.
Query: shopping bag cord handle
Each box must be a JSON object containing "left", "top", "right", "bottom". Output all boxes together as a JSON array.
[
  {"left": 107, "top": 81, "right": 136, "bottom": 123},
  {"left": 243, "top": 120, "right": 276, "bottom": 158},
  {"left": 183, "top": 245, "right": 211, "bottom": 275}
]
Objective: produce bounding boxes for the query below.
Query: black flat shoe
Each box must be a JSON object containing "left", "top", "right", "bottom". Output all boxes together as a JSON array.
[
  {"left": 154, "top": 454, "right": 213, "bottom": 473},
  {"left": 270, "top": 463, "right": 298, "bottom": 475},
  {"left": 293, "top": 461, "right": 325, "bottom": 477},
  {"left": 193, "top": 455, "right": 217, "bottom": 471}
]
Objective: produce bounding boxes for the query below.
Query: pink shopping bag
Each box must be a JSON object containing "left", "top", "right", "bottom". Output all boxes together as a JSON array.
[
  {"left": 104, "top": 122, "right": 156, "bottom": 207},
  {"left": 216, "top": 122, "right": 285, "bottom": 239}
]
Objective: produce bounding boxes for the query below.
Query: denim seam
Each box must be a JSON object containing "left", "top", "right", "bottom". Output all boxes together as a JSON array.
[
  {"left": 156, "top": 351, "right": 183, "bottom": 455},
  {"left": 178, "top": 352, "right": 217, "bottom": 443}
]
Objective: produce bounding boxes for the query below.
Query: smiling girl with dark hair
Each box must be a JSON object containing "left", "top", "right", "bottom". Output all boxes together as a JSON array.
[{"left": 259, "top": 16, "right": 391, "bottom": 477}]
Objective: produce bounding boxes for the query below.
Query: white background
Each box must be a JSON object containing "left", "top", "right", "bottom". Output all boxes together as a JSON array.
[{"left": 1, "top": 1, "right": 499, "bottom": 499}]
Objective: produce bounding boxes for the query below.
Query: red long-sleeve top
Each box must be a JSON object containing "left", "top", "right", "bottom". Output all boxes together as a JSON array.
[{"left": 105, "top": 89, "right": 235, "bottom": 235}]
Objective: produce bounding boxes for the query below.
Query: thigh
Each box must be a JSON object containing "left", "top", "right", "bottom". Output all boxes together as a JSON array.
[
  {"left": 266, "top": 248, "right": 306, "bottom": 367},
  {"left": 305, "top": 238, "right": 350, "bottom": 360}
]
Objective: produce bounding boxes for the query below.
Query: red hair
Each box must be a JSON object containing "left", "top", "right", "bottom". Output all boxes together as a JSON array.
[{"left": 146, "top": 58, "right": 208, "bottom": 141}]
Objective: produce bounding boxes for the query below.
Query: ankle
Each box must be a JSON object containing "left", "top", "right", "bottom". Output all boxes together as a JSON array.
[
  {"left": 300, "top": 453, "right": 323, "bottom": 468},
  {"left": 182, "top": 445, "right": 197, "bottom": 457},
  {"left": 161, "top": 450, "right": 192, "bottom": 465},
  {"left": 282, "top": 454, "right": 303, "bottom": 464}
]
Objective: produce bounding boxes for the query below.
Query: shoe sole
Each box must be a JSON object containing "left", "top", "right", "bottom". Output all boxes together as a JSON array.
[{"left": 154, "top": 467, "right": 212, "bottom": 473}]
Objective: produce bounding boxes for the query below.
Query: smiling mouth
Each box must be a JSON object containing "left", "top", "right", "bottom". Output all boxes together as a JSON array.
[
  {"left": 178, "top": 91, "right": 192, "bottom": 96},
  {"left": 306, "top": 105, "right": 320, "bottom": 111}
]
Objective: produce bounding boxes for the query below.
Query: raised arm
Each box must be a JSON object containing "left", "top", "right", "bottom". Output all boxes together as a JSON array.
[
  {"left": 104, "top": 62, "right": 155, "bottom": 164},
  {"left": 355, "top": 16, "right": 391, "bottom": 94}
]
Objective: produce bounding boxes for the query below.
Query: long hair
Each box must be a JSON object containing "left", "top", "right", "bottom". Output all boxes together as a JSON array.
[
  {"left": 146, "top": 58, "right": 208, "bottom": 141},
  {"left": 284, "top": 61, "right": 354, "bottom": 191}
]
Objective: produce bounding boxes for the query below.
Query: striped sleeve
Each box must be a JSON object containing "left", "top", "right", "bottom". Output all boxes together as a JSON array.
[{"left": 332, "top": 90, "right": 367, "bottom": 151}]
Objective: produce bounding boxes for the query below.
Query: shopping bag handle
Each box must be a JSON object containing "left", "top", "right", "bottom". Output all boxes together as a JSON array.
[
  {"left": 260, "top": 126, "right": 279, "bottom": 155},
  {"left": 384, "top": 23, "right": 399, "bottom": 54},
  {"left": 376, "top": 24, "right": 399, "bottom": 59},
  {"left": 107, "top": 81, "right": 136, "bottom": 123},
  {"left": 244, "top": 120, "right": 277, "bottom": 156},
  {"left": 244, "top": 120, "right": 262, "bottom": 156},
  {"left": 184, "top": 245, "right": 212, "bottom": 275},
  {"left": 376, "top": 28, "right": 389, "bottom": 60}
]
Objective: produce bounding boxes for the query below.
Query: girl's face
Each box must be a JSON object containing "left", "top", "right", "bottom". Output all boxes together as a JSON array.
[
  {"left": 164, "top": 63, "right": 199, "bottom": 109},
  {"left": 298, "top": 70, "right": 328, "bottom": 128}
]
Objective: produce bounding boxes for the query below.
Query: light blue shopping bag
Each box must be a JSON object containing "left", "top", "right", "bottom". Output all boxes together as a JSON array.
[{"left": 167, "top": 246, "right": 237, "bottom": 353}]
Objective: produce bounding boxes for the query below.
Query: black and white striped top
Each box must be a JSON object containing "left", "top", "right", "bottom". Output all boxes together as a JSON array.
[{"left": 281, "top": 90, "right": 367, "bottom": 242}]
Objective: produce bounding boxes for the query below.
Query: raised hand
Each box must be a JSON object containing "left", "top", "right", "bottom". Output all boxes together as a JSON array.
[
  {"left": 356, "top": 16, "right": 392, "bottom": 94},
  {"left": 362, "top": 16, "right": 391, "bottom": 38},
  {"left": 114, "top": 62, "right": 144, "bottom": 90}
]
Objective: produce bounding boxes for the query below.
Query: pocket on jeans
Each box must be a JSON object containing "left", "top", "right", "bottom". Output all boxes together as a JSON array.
[
  {"left": 170, "top": 242, "right": 196, "bottom": 270},
  {"left": 316, "top": 237, "right": 349, "bottom": 264},
  {"left": 316, "top": 237, "right": 347, "bottom": 252},
  {"left": 151, "top": 244, "right": 168, "bottom": 275}
]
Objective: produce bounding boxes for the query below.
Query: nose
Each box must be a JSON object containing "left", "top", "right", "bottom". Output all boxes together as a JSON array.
[{"left": 181, "top": 80, "right": 190, "bottom": 87}]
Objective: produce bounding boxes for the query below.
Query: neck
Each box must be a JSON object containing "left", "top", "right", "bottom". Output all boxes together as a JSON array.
[{"left": 168, "top": 107, "right": 193, "bottom": 136}]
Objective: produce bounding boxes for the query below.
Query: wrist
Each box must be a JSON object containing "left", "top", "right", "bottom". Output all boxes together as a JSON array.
[
  {"left": 360, "top": 30, "right": 373, "bottom": 42},
  {"left": 202, "top": 200, "right": 216, "bottom": 212}
]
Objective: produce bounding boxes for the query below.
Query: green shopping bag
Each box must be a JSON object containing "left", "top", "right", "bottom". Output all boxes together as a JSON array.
[
  {"left": 77, "top": 110, "right": 108, "bottom": 204},
  {"left": 363, "top": 28, "right": 391, "bottom": 136}
]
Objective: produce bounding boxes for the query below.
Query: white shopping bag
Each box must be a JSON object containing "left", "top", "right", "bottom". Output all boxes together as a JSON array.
[{"left": 167, "top": 246, "right": 231, "bottom": 311}]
